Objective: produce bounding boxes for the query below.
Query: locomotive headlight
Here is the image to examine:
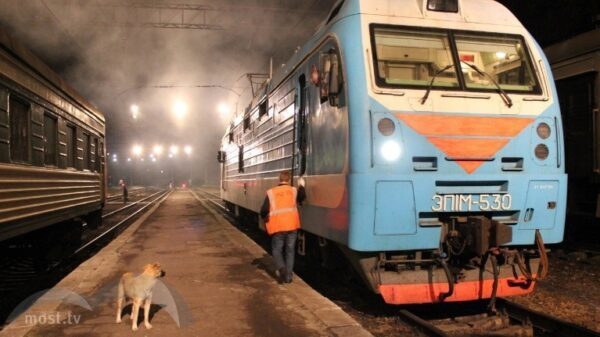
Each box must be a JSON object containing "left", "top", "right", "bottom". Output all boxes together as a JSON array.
[
  {"left": 381, "top": 140, "right": 401, "bottom": 161},
  {"left": 534, "top": 144, "right": 549, "bottom": 160},
  {"left": 378, "top": 118, "right": 396, "bottom": 136},
  {"left": 536, "top": 123, "right": 551, "bottom": 139}
]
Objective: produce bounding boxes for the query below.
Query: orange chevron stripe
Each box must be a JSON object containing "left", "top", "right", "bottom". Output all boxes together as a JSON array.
[
  {"left": 428, "top": 138, "right": 509, "bottom": 173},
  {"left": 395, "top": 113, "right": 534, "bottom": 137},
  {"left": 395, "top": 113, "right": 533, "bottom": 173}
]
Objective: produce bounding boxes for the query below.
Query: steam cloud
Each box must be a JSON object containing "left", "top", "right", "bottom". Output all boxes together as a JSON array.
[{"left": 0, "top": 0, "right": 335, "bottom": 185}]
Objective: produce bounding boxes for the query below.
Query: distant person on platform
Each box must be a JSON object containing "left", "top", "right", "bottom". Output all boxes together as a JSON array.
[
  {"left": 122, "top": 180, "right": 128, "bottom": 203},
  {"left": 260, "top": 171, "right": 306, "bottom": 283}
]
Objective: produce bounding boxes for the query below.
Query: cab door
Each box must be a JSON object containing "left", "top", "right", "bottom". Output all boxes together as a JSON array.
[{"left": 295, "top": 75, "right": 309, "bottom": 177}]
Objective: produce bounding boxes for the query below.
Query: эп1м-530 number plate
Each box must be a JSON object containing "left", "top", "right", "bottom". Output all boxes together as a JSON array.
[{"left": 431, "top": 193, "right": 512, "bottom": 212}]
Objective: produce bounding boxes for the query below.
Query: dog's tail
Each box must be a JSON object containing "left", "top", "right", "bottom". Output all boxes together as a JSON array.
[{"left": 117, "top": 272, "right": 133, "bottom": 300}]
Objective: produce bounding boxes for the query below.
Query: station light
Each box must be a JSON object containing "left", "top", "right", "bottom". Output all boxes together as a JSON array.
[
  {"left": 132, "top": 145, "right": 143, "bottom": 156},
  {"left": 153, "top": 145, "right": 163, "bottom": 156},
  {"left": 173, "top": 101, "right": 187, "bottom": 120},
  {"left": 127, "top": 157, "right": 132, "bottom": 162},
  {"left": 131, "top": 104, "right": 140, "bottom": 119},
  {"left": 184, "top": 145, "right": 192, "bottom": 156},
  {"left": 381, "top": 141, "right": 401, "bottom": 161},
  {"left": 170, "top": 145, "right": 179, "bottom": 155},
  {"left": 218, "top": 103, "right": 232, "bottom": 117}
]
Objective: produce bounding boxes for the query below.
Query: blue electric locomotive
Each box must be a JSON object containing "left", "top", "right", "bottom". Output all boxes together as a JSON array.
[{"left": 219, "top": 0, "right": 566, "bottom": 304}]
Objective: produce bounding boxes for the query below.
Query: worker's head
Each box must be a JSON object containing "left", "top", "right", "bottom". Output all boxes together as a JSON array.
[{"left": 279, "top": 171, "right": 291, "bottom": 183}]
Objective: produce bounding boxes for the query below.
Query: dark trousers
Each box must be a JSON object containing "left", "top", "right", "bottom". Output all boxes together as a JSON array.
[{"left": 271, "top": 230, "right": 298, "bottom": 280}]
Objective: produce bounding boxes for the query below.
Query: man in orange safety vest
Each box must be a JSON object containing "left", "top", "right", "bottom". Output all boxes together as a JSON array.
[{"left": 260, "top": 171, "right": 306, "bottom": 283}]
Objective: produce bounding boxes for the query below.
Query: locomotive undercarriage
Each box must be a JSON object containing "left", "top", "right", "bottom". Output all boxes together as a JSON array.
[{"left": 344, "top": 216, "right": 548, "bottom": 305}]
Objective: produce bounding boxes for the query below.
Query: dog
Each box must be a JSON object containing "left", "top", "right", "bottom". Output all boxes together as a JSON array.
[{"left": 116, "top": 263, "right": 165, "bottom": 331}]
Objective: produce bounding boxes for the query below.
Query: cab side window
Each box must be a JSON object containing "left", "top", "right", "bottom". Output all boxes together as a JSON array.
[{"left": 319, "top": 48, "right": 345, "bottom": 107}]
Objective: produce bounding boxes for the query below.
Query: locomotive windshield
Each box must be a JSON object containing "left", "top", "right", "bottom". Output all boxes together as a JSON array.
[{"left": 370, "top": 25, "right": 540, "bottom": 94}]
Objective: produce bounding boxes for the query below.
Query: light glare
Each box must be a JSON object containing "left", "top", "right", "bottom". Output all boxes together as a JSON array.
[
  {"left": 218, "top": 103, "right": 231, "bottom": 116},
  {"left": 495, "top": 51, "right": 507, "bottom": 60},
  {"left": 173, "top": 101, "right": 187, "bottom": 119},
  {"left": 132, "top": 145, "right": 143, "bottom": 156},
  {"left": 381, "top": 141, "right": 401, "bottom": 161},
  {"left": 131, "top": 104, "right": 139, "bottom": 119}
]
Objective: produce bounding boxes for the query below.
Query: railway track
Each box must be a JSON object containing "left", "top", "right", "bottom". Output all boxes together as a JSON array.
[
  {"left": 399, "top": 298, "right": 600, "bottom": 337},
  {"left": 0, "top": 188, "right": 170, "bottom": 327},
  {"left": 106, "top": 186, "right": 144, "bottom": 201},
  {"left": 194, "top": 187, "right": 600, "bottom": 337},
  {"left": 76, "top": 189, "right": 169, "bottom": 256}
]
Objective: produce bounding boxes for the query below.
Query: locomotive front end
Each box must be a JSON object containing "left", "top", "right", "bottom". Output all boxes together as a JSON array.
[{"left": 345, "top": 0, "right": 567, "bottom": 304}]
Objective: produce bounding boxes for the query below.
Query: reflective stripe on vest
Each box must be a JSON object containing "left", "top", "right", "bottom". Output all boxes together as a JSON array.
[{"left": 265, "top": 184, "right": 300, "bottom": 235}]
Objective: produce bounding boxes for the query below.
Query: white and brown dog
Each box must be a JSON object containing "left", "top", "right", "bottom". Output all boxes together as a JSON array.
[{"left": 116, "top": 263, "right": 165, "bottom": 331}]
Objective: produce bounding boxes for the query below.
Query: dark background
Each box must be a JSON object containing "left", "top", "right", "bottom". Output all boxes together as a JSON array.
[{"left": 0, "top": 0, "right": 598, "bottom": 185}]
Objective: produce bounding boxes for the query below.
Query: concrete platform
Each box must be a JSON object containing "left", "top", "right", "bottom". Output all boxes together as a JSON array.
[{"left": 1, "top": 190, "right": 373, "bottom": 337}]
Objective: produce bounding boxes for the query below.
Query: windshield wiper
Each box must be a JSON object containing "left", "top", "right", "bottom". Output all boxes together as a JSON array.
[
  {"left": 421, "top": 64, "right": 455, "bottom": 105},
  {"left": 460, "top": 61, "right": 513, "bottom": 108}
]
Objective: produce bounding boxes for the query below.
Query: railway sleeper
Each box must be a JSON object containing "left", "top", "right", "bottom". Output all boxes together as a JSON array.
[{"left": 433, "top": 314, "right": 533, "bottom": 337}]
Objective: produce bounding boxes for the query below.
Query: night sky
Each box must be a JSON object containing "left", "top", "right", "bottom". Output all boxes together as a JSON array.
[{"left": 498, "top": 0, "right": 600, "bottom": 47}]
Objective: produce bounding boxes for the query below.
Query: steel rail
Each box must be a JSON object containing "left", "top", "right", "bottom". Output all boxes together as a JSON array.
[
  {"left": 102, "top": 190, "right": 164, "bottom": 218},
  {"left": 191, "top": 189, "right": 228, "bottom": 213},
  {"left": 106, "top": 187, "right": 144, "bottom": 200},
  {"left": 398, "top": 309, "right": 449, "bottom": 337},
  {"left": 74, "top": 190, "right": 170, "bottom": 255},
  {"left": 497, "top": 298, "right": 600, "bottom": 337}
]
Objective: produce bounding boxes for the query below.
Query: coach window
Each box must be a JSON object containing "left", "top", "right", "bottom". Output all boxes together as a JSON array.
[
  {"left": 82, "top": 132, "right": 90, "bottom": 170},
  {"left": 258, "top": 100, "right": 268, "bottom": 119},
  {"left": 43, "top": 113, "right": 58, "bottom": 166},
  {"left": 99, "top": 141, "right": 104, "bottom": 173},
  {"left": 9, "top": 96, "right": 30, "bottom": 163},
  {"left": 66, "top": 125, "right": 76, "bottom": 168},
  {"left": 243, "top": 116, "right": 250, "bottom": 132},
  {"left": 93, "top": 138, "right": 100, "bottom": 172},
  {"left": 238, "top": 145, "right": 244, "bottom": 173}
]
